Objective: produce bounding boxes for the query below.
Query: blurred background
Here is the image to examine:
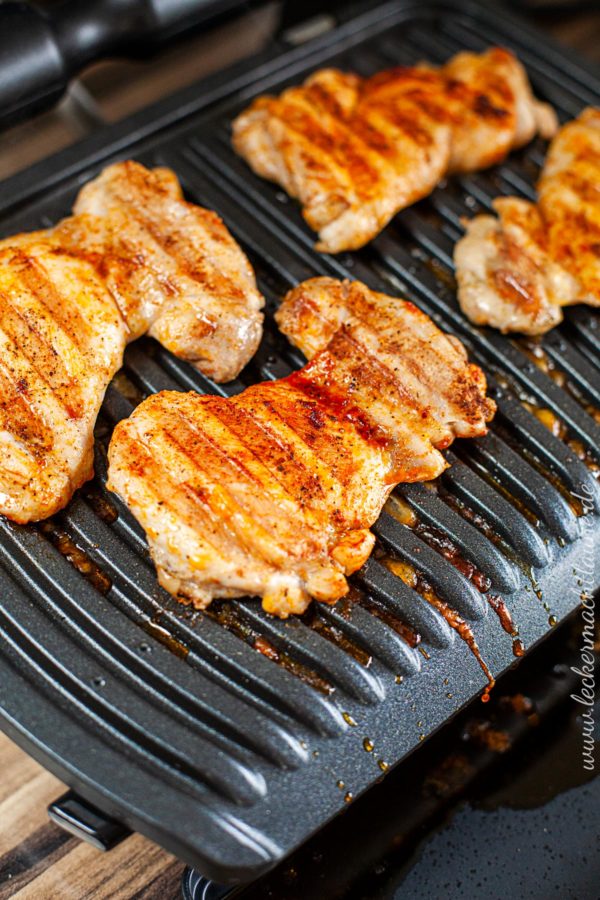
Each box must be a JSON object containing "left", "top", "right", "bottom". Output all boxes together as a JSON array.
[{"left": 0, "top": 0, "right": 599, "bottom": 181}]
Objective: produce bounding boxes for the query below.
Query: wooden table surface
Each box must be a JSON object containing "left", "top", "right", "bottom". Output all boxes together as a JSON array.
[
  {"left": 1, "top": 6, "right": 599, "bottom": 900},
  {"left": 0, "top": 733, "right": 183, "bottom": 899}
]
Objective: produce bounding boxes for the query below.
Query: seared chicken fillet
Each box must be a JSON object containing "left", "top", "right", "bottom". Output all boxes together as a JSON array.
[
  {"left": 0, "top": 161, "right": 265, "bottom": 522},
  {"left": 440, "top": 48, "right": 556, "bottom": 173},
  {"left": 234, "top": 67, "right": 452, "bottom": 254},
  {"left": 232, "top": 48, "right": 556, "bottom": 252},
  {"left": 538, "top": 107, "right": 600, "bottom": 306},
  {"left": 108, "top": 278, "right": 495, "bottom": 617},
  {"left": 0, "top": 235, "right": 126, "bottom": 522},
  {"left": 275, "top": 278, "right": 495, "bottom": 446},
  {"left": 60, "top": 161, "right": 265, "bottom": 382},
  {"left": 455, "top": 197, "right": 578, "bottom": 334},
  {"left": 455, "top": 109, "right": 600, "bottom": 335}
]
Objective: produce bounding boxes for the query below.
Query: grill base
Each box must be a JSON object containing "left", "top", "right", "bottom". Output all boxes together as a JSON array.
[{"left": 179, "top": 609, "right": 599, "bottom": 898}]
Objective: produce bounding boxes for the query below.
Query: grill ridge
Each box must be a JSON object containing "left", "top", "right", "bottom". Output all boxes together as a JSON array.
[
  {"left": 397, "top": 483, "right": 520, "bottom": 593},
  {"left": 0, "top": 525, "right": 303, "bottom": 778},
  {"left": 374, "top": 513, "right": 489, "bottom": 620},
  {"left": 441, "top": 452, "right": 551, "bottom": 568},
  {"left": 46, "top": 522, "right": 311, "bottom": 771},
  {"left": 319, "top": 600, "right": 422, "bottom": 673},
  {"left": 0, "top": 561, "right": 266, "bottom": 806},
  {"left": 357, "top": 558, "right": 455, "bottom": 650},
  {"left": 60, "top": 503, "right": 350, "bottom": 736}
]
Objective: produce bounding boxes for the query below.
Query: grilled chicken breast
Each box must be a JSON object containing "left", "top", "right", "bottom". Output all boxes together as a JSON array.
[
  {"left": 0, "top": 234, "right": 126, "bottom": 522},
  {"left": 60, "top": 161, "right": 265, "bottom": 382},
  {"left": 455, "top": 109, "right": 599, "bottom": 335},
  {"left": 108, "top": 278, "right": 494, "bottom": 617},
  {"left": 538, "top": 107, "right": 600, "bottom": 306},
  {"left": 0, "top": 161, "right": 265, "bottom": 522},
  {"left": 441, "top": 48, "right": 556, "bottom": 173},
  {"left": 232, "top": 48, "right": 556, "bottom": 252},
  {"left": 233, "top": 68, "right": 452, "bottom": 255},
  {"left": 454, "top": 197, "right": 578, "bottom": 334}
]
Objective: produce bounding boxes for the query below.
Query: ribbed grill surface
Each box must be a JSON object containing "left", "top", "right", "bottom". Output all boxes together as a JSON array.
[{"left": 0, "top": 0, "right": 598, "bottom": 883}]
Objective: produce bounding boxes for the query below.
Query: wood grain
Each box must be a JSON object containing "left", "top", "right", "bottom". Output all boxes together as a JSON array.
[{"left": 0, "top": 733, "right": 184, "bottom": 900}]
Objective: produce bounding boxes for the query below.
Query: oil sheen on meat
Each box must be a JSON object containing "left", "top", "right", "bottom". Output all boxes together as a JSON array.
[
  {"left": 233, "top": 48, "right": 556, "bottom": 252},
  {"left": 108, "top": 278, "right": 495, "bottom": 618}
]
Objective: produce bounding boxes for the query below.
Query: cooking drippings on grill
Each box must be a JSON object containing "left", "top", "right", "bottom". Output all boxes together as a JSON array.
[
  {"left": 462, "top": 447, "right": 541, "bottom": 526},
  {"left": 494, "top": 373, "right": 600, "bottom": 482},
  {"left": 534, "top": 417, "right": 599, "bottom": 485},
  {"left": 302, "top": 607, "right": 372, "bottom": 666},
  {"left": 517, "top": 338, "right": 567, "bottom": 387},
  {"left": 482, "top": 593, "right": 525, "bottom": 660},
  {"left": 386, "top": 493, "right": 493, "bottom": 591},
  {"left": 417, "top": 248, "right": 458, "bottom": 292},
  {"left": 39, "top": 520, "right": 112, "bottom": 594},
  {"left": 496, "top": 412, "right": 589, "bottom": 514},
  {"left": 255, "top": 637, "right": 334, "bottom": 695},
  {"left": 583, "top": 403, "right": 600, "bottom": 426},
  {"left": 512, "top": 637, "right": 525, "bottom": 657},
  {"left": 521, "top": 402, "right": 566, "bottom": 439},
  {"left": 501, "top": 376, "right": 600, "bottom": 475},
  {"left": 359, "top": 591, "right": 421, "bottom": 648},
  {"left": 335, "top": 587, "right": 362, "bottom": 620},
  {"left": 207, "top": 601, "right": 334, "bottom": 695},
  {"left": 381, "top": 502, "right": 519, "bottom": 670},
  {"left": 380, "top": 554, "right": 495, "bottom": 698},
  {"left": 142, "top": 615, "right": 189, "bottom": 660},
  {"left": 381, "top": 555, "right": 418, "bottom": 588},
  {"left": 518, "top": 338, "right": 600, "bottom": 427},
  {"left": 440, "top": 487, "right": 517, "bottom": 560},
  {"left": 426, "top": 591, "right": 495, "bottom": 701},
  {"left": 524, "top": 570, "right": 557, "bottom": 627},
  {"left": 487, "top": 594, "right": 516, "bottom": 635},
  {"left": 500, "top": 348, "right": 600, "bottom": 480},
  {"left": 253, "top": 635, "right": 280, "bottom": 661},
  {"left": 384, "top": 493, "right": 417, "bottom": 528},
  {"left": 111, "top": 370, "right": 146, "bottom": 407},
  {"left": 566, "top": 438, "right": 600, "bottom": 477},
  {"left": 416, "top": 522, "right": 492, "bottom": 591},
  {"left": 82, "top": 485, "right": 119, "bottom": 523}
]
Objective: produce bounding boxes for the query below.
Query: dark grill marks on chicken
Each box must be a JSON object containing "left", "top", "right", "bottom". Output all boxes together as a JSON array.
[
  {"left": 455, "top": 108, "right": 600, "bottom": 335},
  {"left": 0, "top": 161, "right": 266, "bottom": 522},
  {"left": 232, "top": 48, "right": 557, "bottom": 252},
  {"left": 108, "top": 278, "right": 495, "bottom": 618},
  {"left": 63, "top": 160, "right": 265, "bottom": 382},
  {"left": 0, "top": 235, "right": 127, "bottom": 523}
]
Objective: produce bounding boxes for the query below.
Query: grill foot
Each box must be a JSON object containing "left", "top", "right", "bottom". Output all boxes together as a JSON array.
[{"left": 181, "top": 867, "right": 233, "bottom": 900}]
